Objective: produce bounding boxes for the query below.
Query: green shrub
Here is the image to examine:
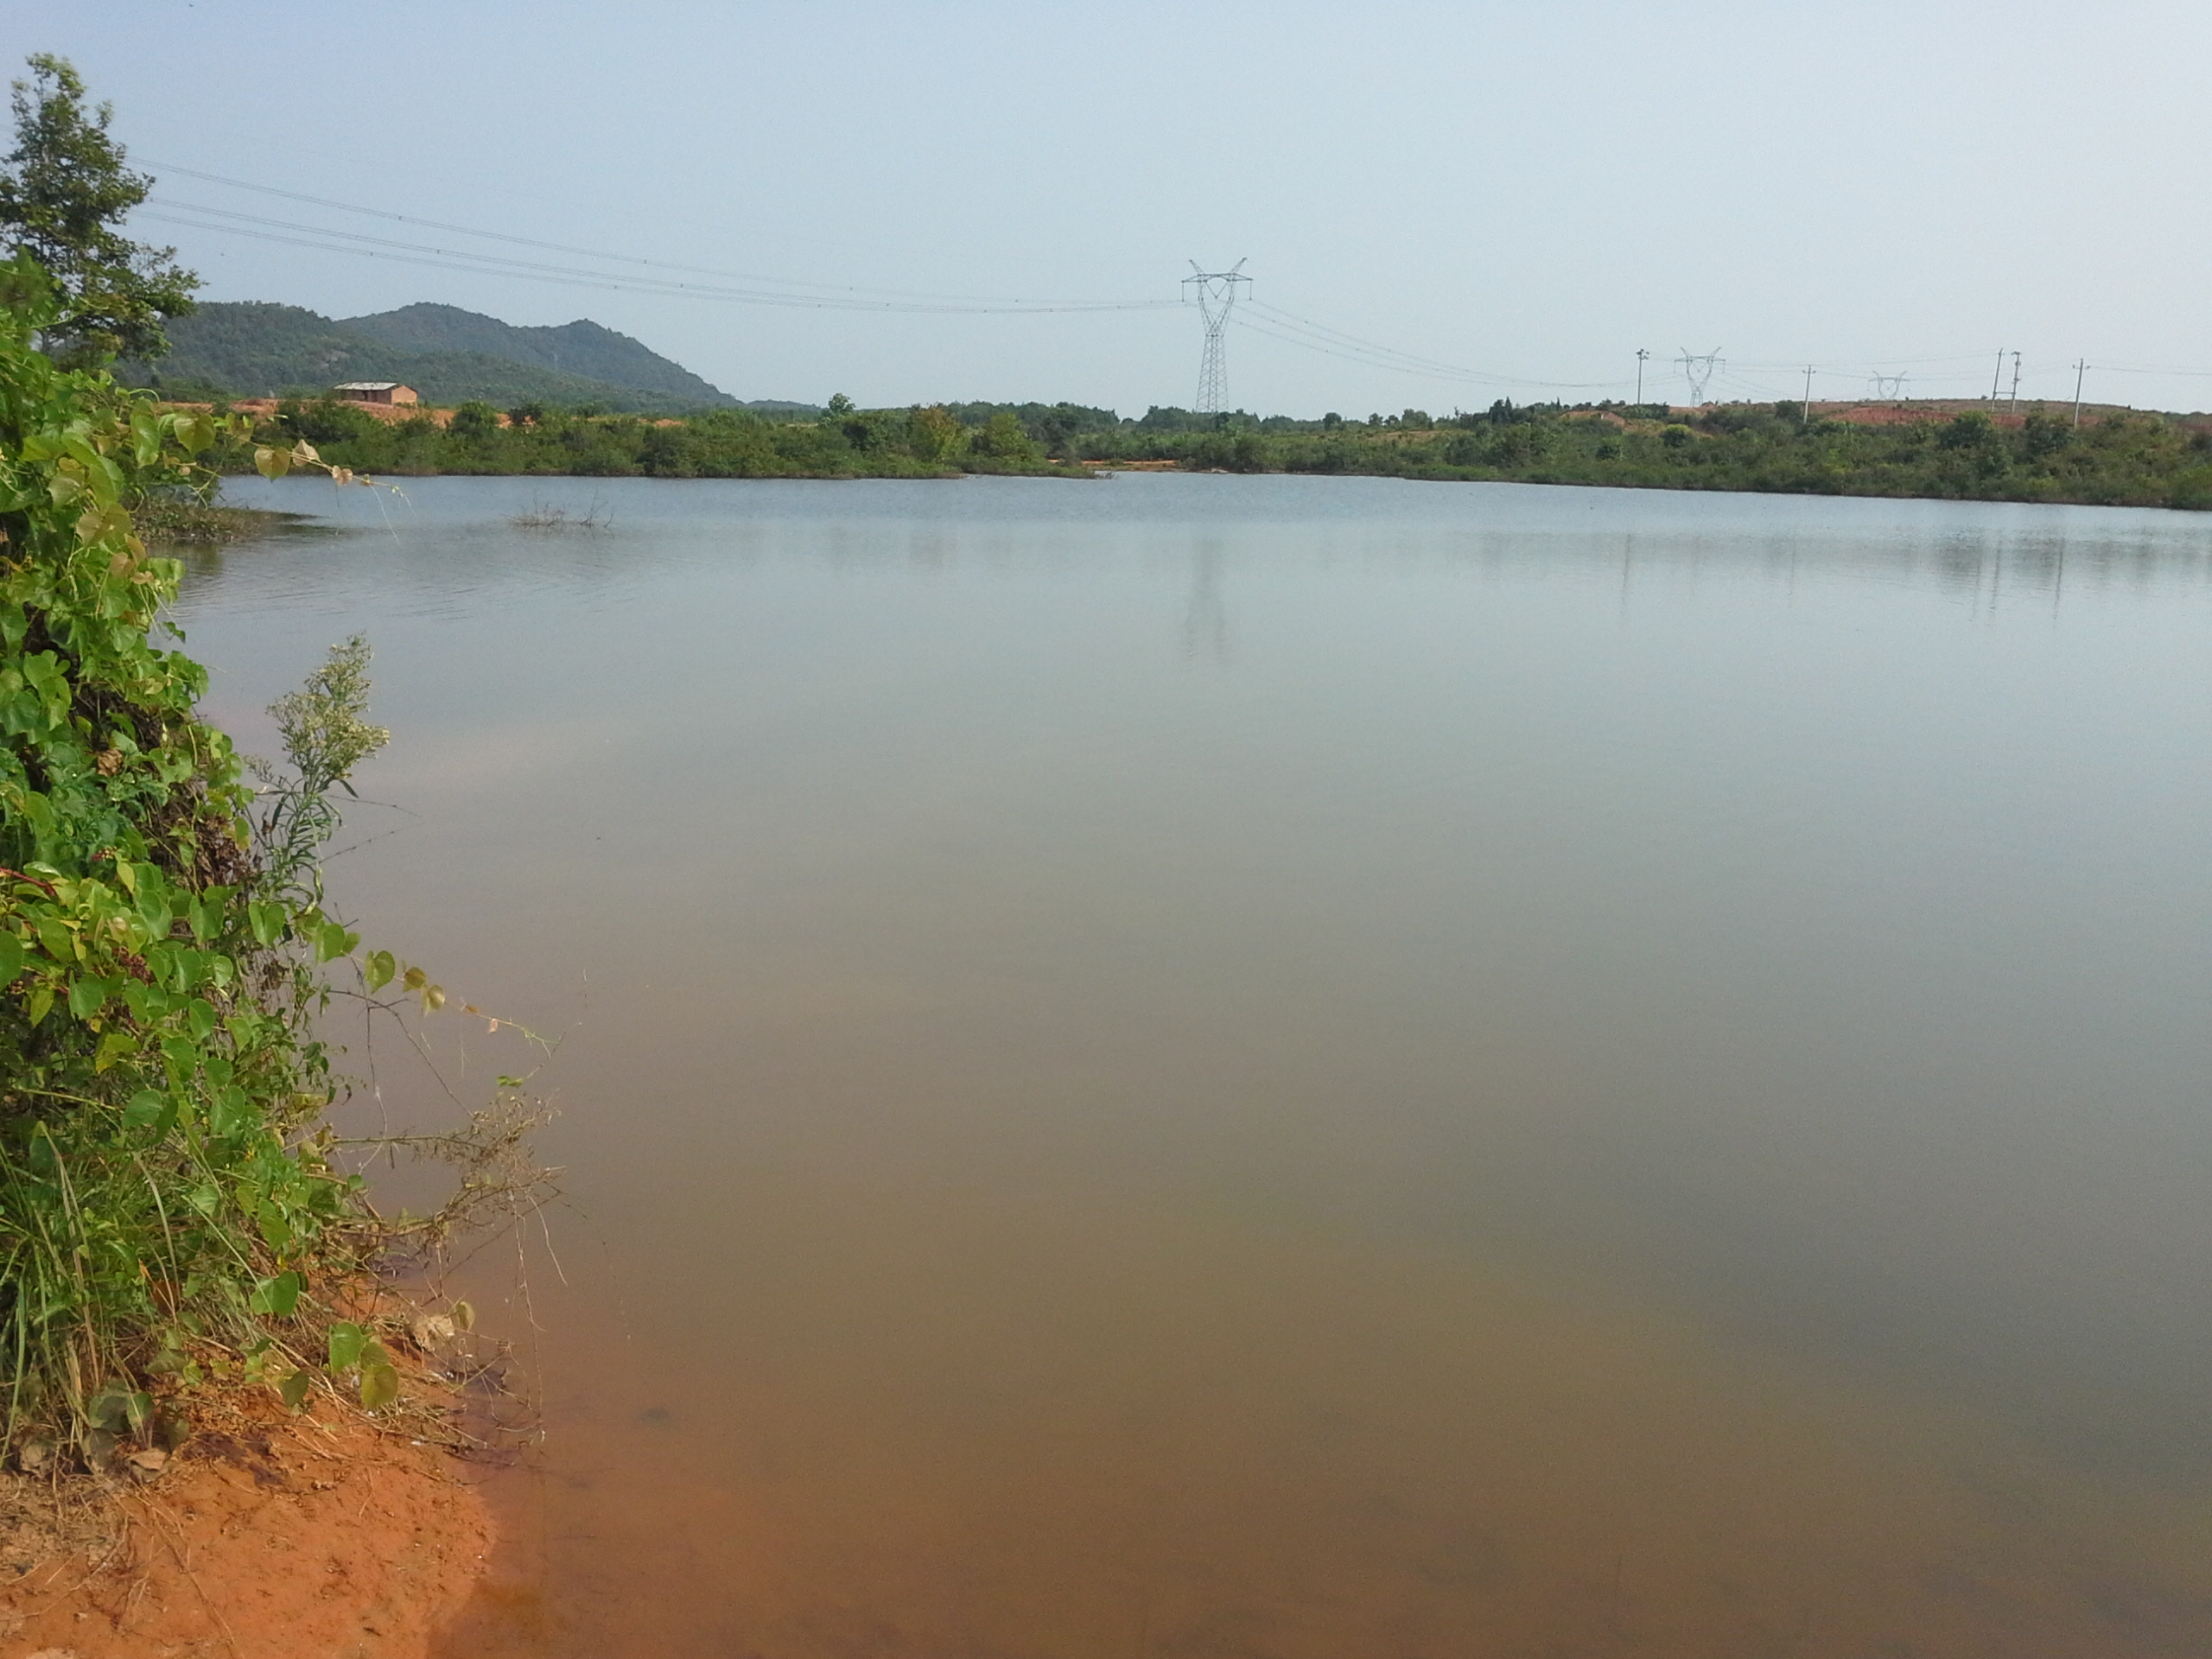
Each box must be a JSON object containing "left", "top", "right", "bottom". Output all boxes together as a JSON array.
[{"left": 0, "top": 252, "right": 384, "bottom": 1465}]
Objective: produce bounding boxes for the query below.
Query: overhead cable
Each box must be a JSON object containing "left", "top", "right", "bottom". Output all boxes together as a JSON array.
[
  {"left": 140, "top": 204, "right": 1179, "bottom": 315},
  {"left": 138, "top": 157, "right": 1091, "bottom": 308}
]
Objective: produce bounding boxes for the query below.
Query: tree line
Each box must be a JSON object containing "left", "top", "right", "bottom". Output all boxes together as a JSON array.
[
  {"left": 1069, "top": 400, "right": 2212, "bottom": 511},
  {"left": 205, "top": 393, "right": 2212, "bottom": 510}
]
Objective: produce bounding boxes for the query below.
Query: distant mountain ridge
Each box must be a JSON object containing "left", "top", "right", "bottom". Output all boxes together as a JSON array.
[
  {"left": 337, "top": 303, "right": 732, "bottom": 406},
  {"left": 122, "top": 301, "right": 813, "bottom": 416}
]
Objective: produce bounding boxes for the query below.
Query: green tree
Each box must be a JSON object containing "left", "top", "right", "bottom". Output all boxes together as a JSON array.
[
  {"left": 0, "top": 55, "right": 198, "bottom": 365},
  {"left": 449, "top": 400, "right": 500, "bottom": 440},
  {"left": 906, "top": 404, "right": 963, "bottom": 462},
  {"left": 969, "top": 410, "right": 1040, "bottom": 462},
  {"left": 1038, "top": 408, "right": 1077, "bottom": 459}
]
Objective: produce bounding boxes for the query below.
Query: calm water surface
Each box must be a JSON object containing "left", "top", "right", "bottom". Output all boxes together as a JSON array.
[{"left": 185, "top": 474, "right": 2212, "bottom": 1656}]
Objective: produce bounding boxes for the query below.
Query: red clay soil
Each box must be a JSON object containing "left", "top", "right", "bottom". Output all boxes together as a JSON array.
[
  {"left": 215, "top": 398, "right": 488, "bottom": 429},
  {"left": 0, "top": 1403, "right": 492, "bottom": 1659}
]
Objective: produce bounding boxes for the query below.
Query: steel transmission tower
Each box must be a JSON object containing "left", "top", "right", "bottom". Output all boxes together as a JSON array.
[
  {"left": 1184, "top": 260, "right": 1250, "bottom": 414},
  {"left": 1676, "top": 347, "right": 1723, "bottom": 406}
]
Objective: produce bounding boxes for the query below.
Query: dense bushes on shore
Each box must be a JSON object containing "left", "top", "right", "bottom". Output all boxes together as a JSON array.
[
  {"left": 232, "top": 397, "right": 1060, "bottom": 480},
  {"left": 210, "top": 392, "right": 2212, "bottom": 510},
  {"left": 1071, "top": 401, "right": 2212, "bottom": 511}
]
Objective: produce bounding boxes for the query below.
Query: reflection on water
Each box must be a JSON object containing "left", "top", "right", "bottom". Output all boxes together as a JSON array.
[
  {"left": 1182, "top": 544, "right": 1230, "bottom": 664},
  {"left": 181, "top": 475, "right": 2212, "bottom": 1656}
]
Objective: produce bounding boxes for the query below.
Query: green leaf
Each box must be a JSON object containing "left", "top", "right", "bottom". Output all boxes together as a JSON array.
[
  {"left": 0, "top": 931, "right": 22, "bottom": 986},
  {"left": 314, "top": 920, "right": 355, "bottom": 963},
  {"left": 247, "top": 900, "right": 284, "bottom": 947},
  {"left": 86, "top": 1386, "right": 131, "bottom": 1431},
  {"left": 249, "top": 1269, "right": 302, "bottom": 1318},
  {"left": 364, "top": 949, "right": 396, "bottom": 993},
  {"left": 35, "top": 915, "right": 73, "bottom": 963},
  {"left": 184, "top": 997, "right": 216, "bottom": 1042},
  {"left": 279, "top": 1369, "right": 313, "bottom": 1411},
  {"left": 210, "top": 1084, "right": 250, "bottom": 1137},
  {"left": 359, "top": 1363, "right": 398, "bottom": 1411},
  {"left": 327, "top": 1322, "right": 365, "bottom": 1371},
  {"left": 67, "top": 975, "right": 111, "bottom": 1020},
  {"left": 24, "top": 980, "right": 51, "bottom": 1027},
  {"left": 253, "top": 445, "right": 292, "bottom": 480},
  {"left": 94, "top": 1028, "right": 135, "bottom": 1073},
  {"left": 257, "top": 1202, "right": 292, "bottom": 1253},
  {"left": 123, "top": 1090, "right": 167, "bottom": 1129}
]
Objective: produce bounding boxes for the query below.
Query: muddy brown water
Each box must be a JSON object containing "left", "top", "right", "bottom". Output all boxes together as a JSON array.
[{"left": 187, "top": 474, "right": 2212, "bottom": 1656}]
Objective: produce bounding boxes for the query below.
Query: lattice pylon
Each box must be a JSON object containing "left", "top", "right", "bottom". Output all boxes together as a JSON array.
[{"left": 1184, "top": 261, "right": 1251, "bottom": 414}]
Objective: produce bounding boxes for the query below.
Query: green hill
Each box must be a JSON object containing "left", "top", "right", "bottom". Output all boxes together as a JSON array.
[
  {"left": 117, "top": 301, "right": 789, "bottom": 415},
  {"left": 339, "top": 303, "right": 731, "bottom": 406}
]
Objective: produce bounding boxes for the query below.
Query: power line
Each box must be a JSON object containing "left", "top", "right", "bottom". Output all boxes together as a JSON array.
[
  {"left": 140, "top": 203, "right": 1177, "bottom": 315},
  {"left": 1227, "top": 313, "right": 1636, "bottom": 397},
  {"left": 140, "top": 157, "right": 1088, "bottom": 308},
  {"left": 1243, "top": 297, "right": 1623, "bottom": 389}
]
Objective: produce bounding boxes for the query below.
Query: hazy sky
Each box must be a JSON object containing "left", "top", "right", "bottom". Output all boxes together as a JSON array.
[{"left": 12, "top": 2, "right": 2211, "bottom": 414}]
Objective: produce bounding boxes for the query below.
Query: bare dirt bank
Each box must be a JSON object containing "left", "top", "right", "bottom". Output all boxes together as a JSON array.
[{"left": 0, "top": 1399, "right": 492, "bottom": 1659}]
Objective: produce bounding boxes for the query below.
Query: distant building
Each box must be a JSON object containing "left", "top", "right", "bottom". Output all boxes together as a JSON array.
[{"left": 332, "top": 381, "right": 419, "bottom": 406}]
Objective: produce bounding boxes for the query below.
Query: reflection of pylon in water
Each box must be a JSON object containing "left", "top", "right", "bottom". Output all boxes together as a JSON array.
[
  {"left": 1184, "top": 261, "right": 1249, "bottom": 415},
  {"left": 1182, "top": 547, "right": 1229, "bottom": 664},
  {"left": 1676, "top": 347, "right": 1722, "bottom": 405}
]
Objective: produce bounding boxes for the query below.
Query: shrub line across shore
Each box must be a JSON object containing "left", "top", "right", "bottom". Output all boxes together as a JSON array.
[{"left": 183, "top": 393, "right": 2212, "bottom": 512}]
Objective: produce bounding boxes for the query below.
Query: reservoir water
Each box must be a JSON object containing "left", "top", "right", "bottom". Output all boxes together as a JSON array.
[{"left": 185, "top": 474, "right": 2212, "bottom": 1656}]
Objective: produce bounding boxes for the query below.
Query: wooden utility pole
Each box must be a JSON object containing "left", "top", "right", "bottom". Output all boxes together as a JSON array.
[{"left": 2072, "top": 359, "right": 2088, "bottom": 427}]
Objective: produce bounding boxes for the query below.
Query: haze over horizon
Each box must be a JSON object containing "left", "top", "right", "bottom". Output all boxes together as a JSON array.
[{"left": 14, "top": 1, "right": 2212, "bottom": 416}]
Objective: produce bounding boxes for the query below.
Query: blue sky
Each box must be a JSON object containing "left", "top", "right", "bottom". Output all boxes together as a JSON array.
[{"left": 11, "top": 1, "right": 2210, "bottom": 414}]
